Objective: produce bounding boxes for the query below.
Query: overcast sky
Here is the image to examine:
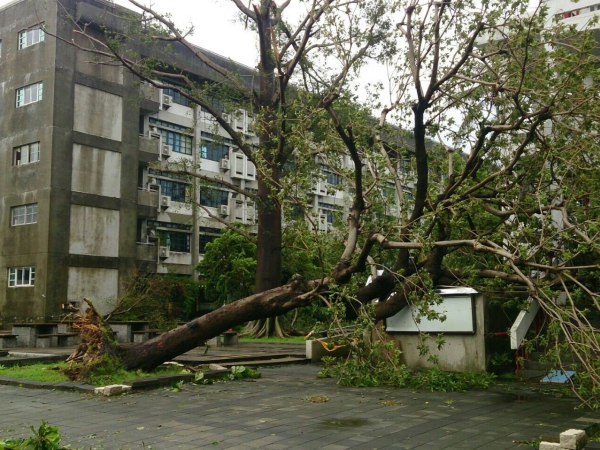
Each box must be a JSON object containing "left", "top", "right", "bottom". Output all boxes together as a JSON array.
[
  {"left": 112, "top": 0, "right": 260, "bottom": 68},
  {"left": 0, "top": 0, "right": 262, "bottom": 67}
]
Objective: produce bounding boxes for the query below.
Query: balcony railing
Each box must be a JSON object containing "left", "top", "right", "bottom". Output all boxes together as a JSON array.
[
  {"left": 136, "top": 242, "right": 158, "bottom": 261},
  {"left": 138, "top": 188, "right": 159, "bottom": 207},
  {"left": 139, "top": 135, "right": 160, "bottom": 155}
]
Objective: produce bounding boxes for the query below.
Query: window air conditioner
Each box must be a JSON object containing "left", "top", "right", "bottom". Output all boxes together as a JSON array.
[
  {"left": 319, "top": 214, "right": 328, "bottom": 231},
  {"left": 245, "top": 115, "right": 255, "bottom": 136},
  {"left": 147, "top": 130, "right": 161, "bottom": 140},
  {"left": 246, "top": 205, "right": 256, "bottom": 223},
  {"left": 160, "top": 195, "right": 172, "bottom": 208},
  {"left": 162, "top": 94, "right": 173, "bottom": 108},
  {"left": 220, "top": 158, "right": 230, "bottom": 171},
  {"left": 219, "top": 204, "right": 229, "bottom": 216},
  {"left": 159, "top": 246, "right": 170, "bottom": 259},
  {"left": 162, "top": 144, "right": 172, "bottom": 157}
]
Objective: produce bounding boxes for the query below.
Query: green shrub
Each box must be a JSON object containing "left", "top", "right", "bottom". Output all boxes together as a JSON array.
[{"left": 0, "top": 421, "right": 67, "bottom": 450}]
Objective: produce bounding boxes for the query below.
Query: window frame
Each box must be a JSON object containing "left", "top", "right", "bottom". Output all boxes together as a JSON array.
[
  {"left": 199, "top": 234, "right": 218, "bottom": 253},
  {"left": 8, "top": 266, "right": 36, "bottom": 287},
  {"left": 16, "top": 82, "right": 43, "bottom": 107},
  {"left": 169, "top": 231, "right": 191, "bottom": 253},
  {"left": 11, "top": 203, "right": 38, "bottom": 226},
  {"left": 158, "top": 179, "right": 190, "bottom": 203},
  {"left": 18, "top": 24, "right": 45, "bottom": 50},
  {"left": 199, "top": 187, "right": 229, "bottom": 208},
  {"left": 148, "top": 118, "right": 193, "bottom": 155},
  {"left": 13, "top": 142, "right": 40, "bottom": 166},
  {"left": 200, "top": 140, "right": 230, "bottom": 162}
]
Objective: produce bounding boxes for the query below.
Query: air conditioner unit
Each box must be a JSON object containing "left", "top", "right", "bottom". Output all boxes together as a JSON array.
[
  {"left": 219, "top": 204, "right": 229, "bottom": 216},
  {"left": 162, "top": 94, "right": 173, "bottom": 108},
  {"left": 148, "top": 177, "right": 158, "bottom": 185},
  {"left": 149, "top": 124, "right": 158, "bottom": 132},
  {"left": 246, "top": 204, "right": 256, "bottom": 223},
  {"left": 245, "top": 115, "right": 255, "bottom": 136},
  {"left": 162, "top": 144, "right": 172, "bottom": 157},
  {"left": 234, "top": 109, "right": 246, "bottom": 131},
  {"left": 327, "top": 222, "right": 334, "bottom": 232},
  {"left": 319, "top": 214, "right": 328, "bottom": 231},
  {"left": 220, "top": 158, "right": 230, "bottom": 171},
  {"left": 147, "top": 130, "right": 161, "bottom": 140},
  {"left": 159, "top": 246, "right": 170, "bottom": 259},
  {"left": 160, "top": 195, "right": 172, "bottom": 208}
]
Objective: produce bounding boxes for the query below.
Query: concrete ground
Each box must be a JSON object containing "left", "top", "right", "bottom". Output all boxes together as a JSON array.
[{"left": 1, "top": 361, "right": 599, "bottom": 450}]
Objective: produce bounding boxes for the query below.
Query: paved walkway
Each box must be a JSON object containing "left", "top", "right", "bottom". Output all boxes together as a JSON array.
[{"left": 1, "top": 363, "right": 598, "bottom": 450}]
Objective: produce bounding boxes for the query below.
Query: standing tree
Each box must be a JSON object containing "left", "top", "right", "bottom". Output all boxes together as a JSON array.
[
  {"left": 63, "top": 0, "right": 600, "bottom": 406},
  {"left": 70, "top": 0, "right": 388, "bottom": 337}
]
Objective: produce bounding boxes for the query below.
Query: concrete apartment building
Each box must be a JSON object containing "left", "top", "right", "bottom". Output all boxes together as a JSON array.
[{"left": 1, "top": 0, "right": 414, "bottom": 324}]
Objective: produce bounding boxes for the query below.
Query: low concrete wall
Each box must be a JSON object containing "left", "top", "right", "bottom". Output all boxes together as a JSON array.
[{"left": 389, "top": 293, "right": 488, "bottom": 372}]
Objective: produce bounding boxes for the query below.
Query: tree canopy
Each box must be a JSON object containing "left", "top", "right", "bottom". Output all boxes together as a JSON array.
[{"left": 64, "top": 0, "right": 600, "bottom": 407}]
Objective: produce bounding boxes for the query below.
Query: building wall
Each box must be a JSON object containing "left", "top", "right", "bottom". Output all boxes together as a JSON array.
[
  {"left": 0, "top": 0, "right": 416, "bottom": 324},
  {"left": 0, "top": 0, "right": 57, "bottom": 323}
]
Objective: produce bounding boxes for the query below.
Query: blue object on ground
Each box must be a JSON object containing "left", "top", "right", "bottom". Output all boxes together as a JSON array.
[{"left": 541, "top": 370, "right": 576, "bottom": 383}]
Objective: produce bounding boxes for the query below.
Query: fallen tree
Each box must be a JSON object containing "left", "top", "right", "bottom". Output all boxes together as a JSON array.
[{"left": 59, "top": 0, "right": 600, "bottom": 406}]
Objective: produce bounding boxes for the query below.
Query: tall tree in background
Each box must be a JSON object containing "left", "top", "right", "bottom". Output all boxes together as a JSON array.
[{"left": 72, "top": 0, "right": 387, "bottom": 337}]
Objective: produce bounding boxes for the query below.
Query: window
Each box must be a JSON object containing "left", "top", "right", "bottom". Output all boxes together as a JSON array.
[
  {"left": 201, "top": 141, "right": 229, "bottom": 162},
  {"left": 11, "top": 204, "right": 37, "bottom": 225},
  {"left": 8, "top": 266, "right": 35, "bottom": 287},
  {"left": 319, "top": 164, "right": 342, "bottom": 186},
  {"left": 158, "top": 179, "right": 189, "bottom": 203},
  {"left": 159, "top": 231, "right": 190, "bottom": 252},
  {"left": 319, "top": 202, "right": 342, "bottom": 225},
  {"left": 398, "top": 158, "right": 412, "bottom": 174},
  {"left": 200, "top": 95, "right": 225, "bottom": 115},
  {"left": 201, "top": 132, "right": 235, "bottom": 146},
  {"left": 16, "top": 82, "right": 43, "bottom": 107},
  {"left": 200, "top": 188, "right": 229, "bottom": 208},
  {"left": 326, "top": 171, "right": 342, "bottom": 186},
  {"left": 199, "top": 234, "right": 218, "bottom": 253},
  {"left": 149, "top": 118, "right": 193, "bottom": 155},
  {"left": 13, "top": 142, "right": 40, "bottom": 166},
  {"left": 18, "top": 24, "right": 45, "bottom": 49},
  {"left": 147, "top": 220, "right": 192, "bottom": 231},
  {"left": 169, "top": 232, "right": 191, "bottom": 252}
]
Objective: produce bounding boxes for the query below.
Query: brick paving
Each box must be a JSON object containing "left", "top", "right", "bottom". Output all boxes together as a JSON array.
[{"left": 1, "top": 363, "right": 598, "bottom": 449}]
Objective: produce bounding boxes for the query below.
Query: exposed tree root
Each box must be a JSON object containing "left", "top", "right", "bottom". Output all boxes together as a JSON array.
[
  {"left": 63, "top": 298, "right": 119, "bottom": 381},
  {"left": 243, "top": 317, "right": 289, "bottom": 338}
]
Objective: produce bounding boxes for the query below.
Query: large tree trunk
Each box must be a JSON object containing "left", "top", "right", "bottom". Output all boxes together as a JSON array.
[
  {"left": 246, "top": 174, "right": 286, "bottom": 337},
  {"left": 244, "top": 3, "right": 287, "bottom": 338},
  {"left": 113, "top": 274, "right": 410, "bottom": 372},
  {"left": 119, "top": 275, "right": 313, "bottom": 371}
]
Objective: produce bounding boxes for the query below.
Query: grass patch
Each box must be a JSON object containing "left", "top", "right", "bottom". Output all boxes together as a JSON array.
[
  {"left": 0, "top": 362, "right": 184, "bottom": 386},
  {"left": 239, "top": 336, "right": 306, "bottom": 344},
  {"left": 0, "top": 363, "right": 70, "bottom": 383}
]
